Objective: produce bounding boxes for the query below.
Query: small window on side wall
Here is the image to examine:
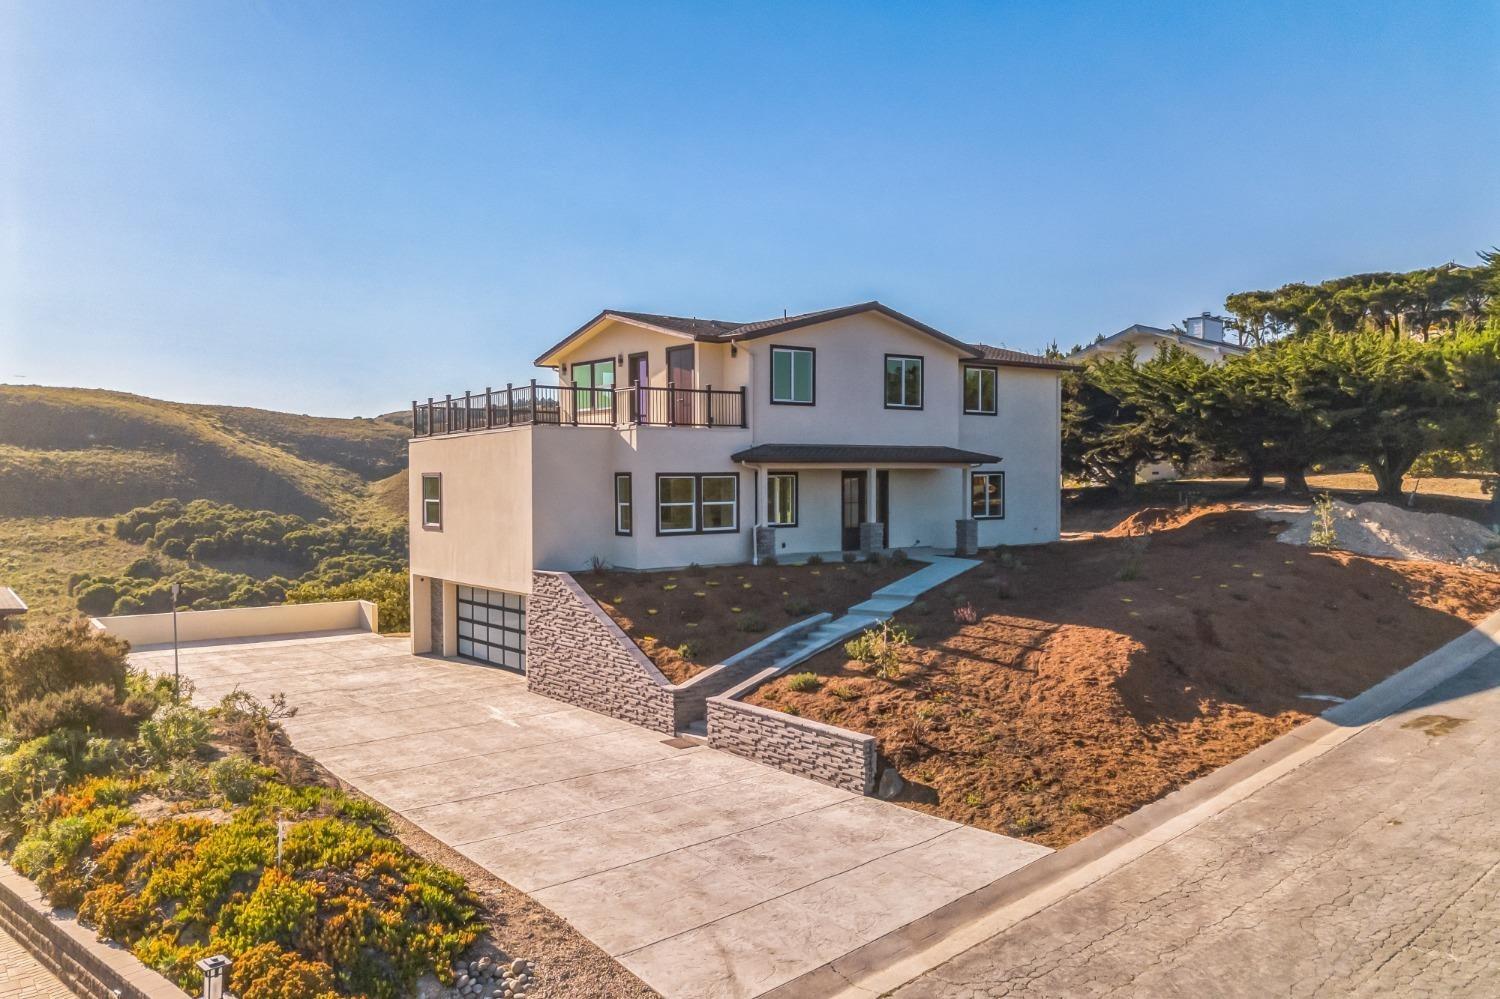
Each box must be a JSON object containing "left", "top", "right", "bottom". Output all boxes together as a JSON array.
[
  {"left": 770, "top": 346, "right": 815, "bottom": 405},
  {"left": 421, "top": 474, "right": 443, "bottom": 529},
  {"left": 971, "top": 471, "right": 1004, "bottom": 519},
  {"left": 963, "top": 365, "right": 997, "bottom": 415},
  {"left": 885, "top": 355, "right": 923, "bottom": 409},
  {"left": 615, "top": 473, "right": 632, "bottom": 535},
  {"left": 767, "top": 472, "right": 797, "bottom": 526}
]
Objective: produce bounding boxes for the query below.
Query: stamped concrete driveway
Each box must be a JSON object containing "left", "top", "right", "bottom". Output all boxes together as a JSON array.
[
  {"left": 892, "top": 647, "right": 1500, "bottom": 999},
  {"left": 131, "top": 631, "right": 1046, "bottom": 998}
]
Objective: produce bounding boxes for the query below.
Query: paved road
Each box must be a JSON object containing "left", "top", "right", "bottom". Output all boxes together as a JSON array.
[
  {"left": 132, "top": 632, "right": 1045, "bottom": 999},
  {"left": 0, "top": 926, "right": 74, "bottom": 998},
  {"left": 894, "top": 647, "right": 1500, "bottom": 998}
]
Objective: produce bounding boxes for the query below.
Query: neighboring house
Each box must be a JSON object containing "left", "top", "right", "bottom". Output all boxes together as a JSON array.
[
  {"left": 406, "top": 300, "right": 1071, "bottom": 669},
  {"left": 1072, "top": 312, "right": 1248, "bottom": 483},
  {"left": 1072, "top": 312, "right": 1249, "bottom": 365}
]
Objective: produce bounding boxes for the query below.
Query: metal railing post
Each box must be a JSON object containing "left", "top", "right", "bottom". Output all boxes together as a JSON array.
[
  {"left": 464, "top": 391, "right": 472, "bottom": 432},
  {"left": 506, "top": 383, "right": 514, "bottom": 426},
  {"left": 427, "top": 397, "right": 435, "bottom": 436},
  {"left": 444, "top": 394, "right": 453, "bottom": 433},
  {"left": 411, "top": 400, "right": 418, "bottom": 436},
  {"left": 706, "top": 384, "right": 714, "bottom": 426},
  {"left": 739, "top": 386, "right": 747, "bottom": 428},
  {"left": 667, "top": 382, "right": 676, "bottom": 426},
  {"left": 611, "top": 386, "right": 618, "bottom": 426},
  {"left": 530, "top": 379, "right": 538, "bottom": 423},
  {"left": 484, "top": 387, "right": 492, "bottom": 429}
]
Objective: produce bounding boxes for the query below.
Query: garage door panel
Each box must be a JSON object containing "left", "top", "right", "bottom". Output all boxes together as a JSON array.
[{"left": 456, "top": 586, "right": 526, "bottom": 673}]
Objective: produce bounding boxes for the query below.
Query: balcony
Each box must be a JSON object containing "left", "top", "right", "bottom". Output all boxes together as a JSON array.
[{"left": 411, "top": 382, "right": 747, "bottom": 437}]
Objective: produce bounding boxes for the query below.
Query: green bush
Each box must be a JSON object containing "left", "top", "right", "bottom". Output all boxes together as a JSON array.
[
  {"left": 844, "top": 621, "right": 912, "bottom": 680},
  {"left": 736, "top": 614, "right": 767, "bottom": 634},
  {"left": 785, "top": 672, "right": 821, "bottom": 692},
  {"left": 805, "top": 554, "right": 824, "bottom": 565},
  {"left": 0, "top": 620, "right": 129, "bottom": 712},
  {"left": 285, "top": 569, "right": 409, "bottom": 634},
  {"left": 783, "top": 597, "right": 814, "bottom": 617},
  {"left": 208, "top": 757, "right": 272, "bottom": 804},
  {"left": 137, "top": 705, "right": 212, "bottom": 764},
  {"left": 6, "top": 684, "right": 140, "bottom": 740}
]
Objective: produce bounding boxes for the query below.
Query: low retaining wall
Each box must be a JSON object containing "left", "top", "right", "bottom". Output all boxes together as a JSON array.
[
  {"left": 527, "top": 571, "right": 677, "bottom": 733},
  {"left": 707, "top": 673, "right": 877, "bottom": 795},
  {"left": 0, "top": 861, "right": 184, "bottom": 998},
  {"left": 667, "top": 613, "right": 832, "bottom": 730},
  {"left": 92, "top": 600, "right": 378, "bottom": 648}
]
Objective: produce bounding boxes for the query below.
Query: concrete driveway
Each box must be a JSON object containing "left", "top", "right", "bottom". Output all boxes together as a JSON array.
[
  {"left": 130, "top": 631, "right": 1046, "bottom": 998},
  {"left": 890, "top": 646, "right": 1500, "bottom": 998}
]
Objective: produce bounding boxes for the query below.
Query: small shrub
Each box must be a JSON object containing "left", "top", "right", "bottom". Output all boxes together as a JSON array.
[
  {"left": 844, "top": 621, "right": 912, "bottom": 680},
  {"left": 783, "top": 597, "right": 814, "bottom": 616},
  {"left": 1310, "top": 492, "right": 1338, "bottom": 549},
  {"left": 842, "top": 552, "right": 857, "bottom": 564},
  {"left": 737, "top": 614, "right": 767, "bottom": 634},
  {"left": 6, "top": 684, "right": 137, "bottom": 740},
  {"left": 866, "top": 550, "right": 886, "bottom": 567},
  {"left": 997, "top": 550, "right": 1025, "bottom": 571},
  {"left": 828, "top": 684, "right": 859, "bottom": 701},
  {"left": 806, "top": 553, "right": 824, "bottom": 565},
  {"left": 0, "top": 620, "right": 129, "bottom": 712},
  {"left": 154, "top": 759, "right": 209, "bottom": 800},
  {"left": 785, "top": 672, "right": 821, "bottom": 692},
  {"left": 952, "top": 603, "right": 978, "bottom": 625},
  {"left": 890, "top": 549, "right": 910, "bottom": 565},
  {"left": 588, "top": 554, "right": 610, "bottom": 574},
  {"left": 208, "top": 756, "right": 273, "bottom": 804},
  {"left": 909, "top": 600, "right": 931, "bottom": 615},
  {"left": 761, "top": 554, "right": 778, "bottom": 566},
  {"left": 137, "top": 704, "right": 212, "bottom": 764},
  {"left": 675, "top": 641, "right": 700, "bottom": 661},
  {"left": 124, "top": 557, "right": 165, "bottom": 580},
  {"left": 1117, "top": 531, "right": 1150, "bottom": 581}
]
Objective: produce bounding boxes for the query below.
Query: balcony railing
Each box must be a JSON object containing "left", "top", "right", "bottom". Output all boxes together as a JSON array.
[{"left": 411, "top": 382, "right": 747, "bottom": 437}]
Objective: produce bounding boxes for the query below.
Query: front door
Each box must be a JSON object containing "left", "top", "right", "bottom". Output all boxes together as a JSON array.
[
  {"left": 841, "top": 471, "right": 866, "bottom": 551},
  {"left": 628, "top": 352, "right": 649, "bottom": 422},
  {"left": 666, "top": 345, "right": 695, "bottom": 424}
]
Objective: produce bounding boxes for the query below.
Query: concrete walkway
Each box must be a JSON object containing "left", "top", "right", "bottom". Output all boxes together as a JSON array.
[
  {"left": 130, "top": 632, "right": 1046, "bottom": 999},
  {"left": 890, "top": 646, "right": 1500, "bottom": 998}
]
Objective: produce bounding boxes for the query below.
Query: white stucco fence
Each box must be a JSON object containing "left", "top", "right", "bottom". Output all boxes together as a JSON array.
[{"left": 90, "top": 600, "right": 378, "bottom": 648}]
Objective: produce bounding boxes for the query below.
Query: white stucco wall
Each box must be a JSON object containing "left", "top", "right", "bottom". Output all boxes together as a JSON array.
[{"left": 958, "top": 367, "right": 1062, "bottom": 547}]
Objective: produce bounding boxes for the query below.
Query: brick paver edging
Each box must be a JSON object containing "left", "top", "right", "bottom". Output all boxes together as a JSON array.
[{"left": 0, "top": 862, "right": 185, "bottom": 998}]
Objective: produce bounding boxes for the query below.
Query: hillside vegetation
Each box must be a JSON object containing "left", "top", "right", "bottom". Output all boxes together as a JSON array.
[
  {"left": 0, "top": 385, "right": 408, "bottom": 519},
  {"left": 0, "top": 386, "right": 411, "bottom": 619}
]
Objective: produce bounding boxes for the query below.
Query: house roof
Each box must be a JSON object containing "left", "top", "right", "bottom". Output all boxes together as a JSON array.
[
  {"left": 534, "top": 301, "right": 1076, "bottom": 371},
  {"left": 0, "top": 588, "right": 28, "bottom": 616},
  {"left": 1075, "top": 325, "right": 1250, "bottom": 358},
  {"left": 730, "top": 443, "right": 1000, "bottom": 465}
]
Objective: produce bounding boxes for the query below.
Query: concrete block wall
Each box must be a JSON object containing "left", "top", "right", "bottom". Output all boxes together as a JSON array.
[
  {"left": 707, "top": 688, "right": 877, "bottom": 795},
  {"left": 527, "top": 571, "right": 677, "bottom": 733}
]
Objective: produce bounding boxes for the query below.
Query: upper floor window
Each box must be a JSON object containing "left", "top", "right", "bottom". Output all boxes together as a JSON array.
[
  {"left": 615, "top": 473, "right": 633, "bottom": 535},
  {"left": 770, "top": 346, "right": 815, "bottom": 405},
  {"left": 421, "top": 474, "right": 443, "bottom": 529},
  {"left": 963, "top": 365, "right": 997, "bottom": 415},
  {"left": 767, "top": 472, "right": 797, "bottom": 526},
  {"left": 885, "top": 354, "right": 923, "bottom": 409},
  {"left": 570, "top": 358, "right": 615, "bottom": 411},
  {"left": 971, "top": 471, "right": 1004, "bottom": 519}
]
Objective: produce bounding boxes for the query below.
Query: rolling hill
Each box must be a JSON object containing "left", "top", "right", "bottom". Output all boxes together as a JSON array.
[{"left": 0, "top": 385, "right": 411, "bottom": 616}]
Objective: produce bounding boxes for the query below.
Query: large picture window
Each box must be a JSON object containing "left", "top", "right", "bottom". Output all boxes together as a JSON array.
[
  {"left": 421, "top": 474, "right": 442, "bottom": 528},
  {"left": 615, "top": 473, "right": 633, "bottom": 535},
  {"left": 570, "top": 358, "right": 615, "bottom": 411},
  {"left": 884, "top": 354, "right": 923, "bottom": 409},
  {"left": 767, "top": 472, "right": 797, "bottom": 527},
  {"left": 971, "top": 471, "right": 1005, "bottom": 519},
  {"left": 656, "top": 474, "right": 740, "bottom": 535},
  {"left": 963, "top": 365, "right": 997, "bottom": 415},
  {"left": 770, "top": 346, "right": 815, "bottom": 405}
]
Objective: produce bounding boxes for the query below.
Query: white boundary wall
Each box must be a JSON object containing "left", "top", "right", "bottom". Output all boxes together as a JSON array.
[{"left": 91, "top": 600, "right": 378, "bottom": 647}]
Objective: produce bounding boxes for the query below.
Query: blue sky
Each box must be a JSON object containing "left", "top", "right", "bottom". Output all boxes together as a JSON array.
[{"left": 3, "top": 1, "right": 1497, "bottom": 416}]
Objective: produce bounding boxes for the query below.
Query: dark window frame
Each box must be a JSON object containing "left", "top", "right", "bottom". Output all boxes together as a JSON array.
[
  {"left": 971, "top": 470, "right": 1005, "bottom": 519},
  {"left": 614, "top": 472, "right": 633, "bottom": 536},
  {"left": 962, "top": 363, "right": 998, "bottom": 416},
  {"left": 766, "top": 470, "right": 799, "bottom": 527},
  {"left": 570, "top": 356, "right": 616, "bottom": 411},
  {"left": 769, "top": 345, "right": 817, "bottom": 406},
  {"left": 884, "top": 353, "right": 925, "bottom": 410},
  {"left": 421, "top": 473, "right": 443, "bottom": 530},
  {"left": 654, "top": 472, "right": 741, "bottom": 536}
]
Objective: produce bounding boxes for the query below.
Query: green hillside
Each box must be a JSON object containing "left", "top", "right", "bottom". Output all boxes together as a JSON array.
[
  {"left": 0, "top": 385, "right": 409, "bottom": 518},
  {"left": 0, "top": 385, "right": 411, "bottom": 618}
]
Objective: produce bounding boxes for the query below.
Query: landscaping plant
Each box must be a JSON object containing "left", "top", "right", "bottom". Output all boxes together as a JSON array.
[{"left": 0, "top": 623, "right": 483, "bottom": 998}]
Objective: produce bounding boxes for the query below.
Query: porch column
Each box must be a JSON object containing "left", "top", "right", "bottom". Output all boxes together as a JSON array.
[
  {"left": 859, "top": 466, "right": 883, "bottom": 556},
  {"left": 955, "top": 467, "right": 978, "bottom": 556},
  {"left": 865, "top": 467, "right": 878, "bottom": 521}
]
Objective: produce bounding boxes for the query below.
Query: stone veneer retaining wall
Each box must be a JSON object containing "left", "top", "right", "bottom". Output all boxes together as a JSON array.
[
  {"left": 707, "top": 679, "right": 877, "bottom": 795},
  {"left": 430, "top": 577, "right": 444, "bottom": 652},
  {"left": 526, "top": 571, "right": 677, "bottom": 733},
  {"left": 0, "top": 861, "right": 183, "bottom": 998}
]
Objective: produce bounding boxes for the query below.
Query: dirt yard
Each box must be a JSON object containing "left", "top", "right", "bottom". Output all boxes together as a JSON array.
[
  {"left": 586, "top": 559, "right": 918, "bottom": 683},
  {"left": 747, "top": 507, "right": 1500, "bottom": 849}
]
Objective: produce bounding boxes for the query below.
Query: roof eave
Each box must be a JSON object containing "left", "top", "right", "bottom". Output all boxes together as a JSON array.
[{"left": 532, "top": 311, "right": 699, "bottom": 367}]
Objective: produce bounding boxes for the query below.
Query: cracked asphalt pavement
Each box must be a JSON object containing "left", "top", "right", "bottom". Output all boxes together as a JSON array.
[{"left": 893, "top": 648, "right": 1500, "bottom": 998}]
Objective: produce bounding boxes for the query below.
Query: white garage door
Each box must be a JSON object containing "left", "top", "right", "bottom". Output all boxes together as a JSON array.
[{"left": 456, "top": 586, "right": 526, "bottom": 672}]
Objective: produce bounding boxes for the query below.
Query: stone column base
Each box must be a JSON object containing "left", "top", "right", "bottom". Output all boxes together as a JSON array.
[
  {"left": 859, "top": 522, "right": 884, "bottom": 556},
  {"left": 955, "top": 518, "right": 978, "bottom": 555}
]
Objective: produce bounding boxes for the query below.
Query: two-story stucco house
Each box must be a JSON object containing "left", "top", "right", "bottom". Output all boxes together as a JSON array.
[{"left": 406, "top": 301, "right": 1071, "bottom": 669}]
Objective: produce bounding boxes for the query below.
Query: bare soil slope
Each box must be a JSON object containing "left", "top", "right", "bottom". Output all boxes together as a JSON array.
[{"left": 749, "top": 508, "right": 1500, "bottom": 848}]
